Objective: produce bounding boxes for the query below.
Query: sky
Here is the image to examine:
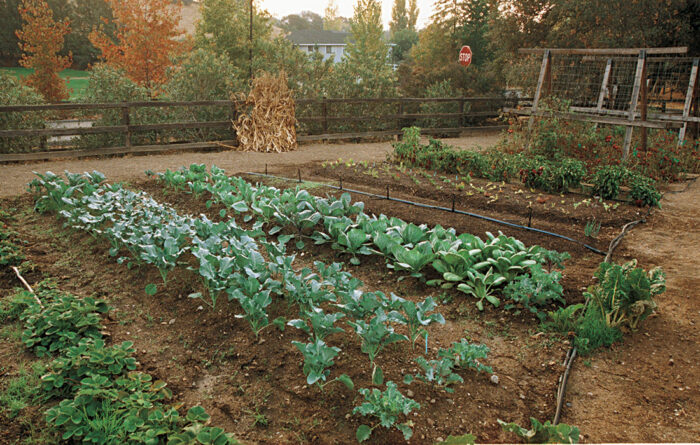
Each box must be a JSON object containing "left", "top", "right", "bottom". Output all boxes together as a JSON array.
[{"left": 259, "top": 0, "right": 436, "bottom": 30}]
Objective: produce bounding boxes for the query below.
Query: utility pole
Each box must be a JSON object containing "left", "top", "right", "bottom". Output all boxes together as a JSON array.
[{"left": 249, "top": 0, "right": 253, "bottom": 81}]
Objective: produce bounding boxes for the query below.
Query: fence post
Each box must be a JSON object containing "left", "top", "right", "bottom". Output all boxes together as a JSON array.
[
  {"left": 121, "top": 105, "right": 131, "bottom": 148},
  {"left": 678, "top": 58, "right": 699, "bottom": 147},
  {"left": 459, "top": 98, "right": 466, "bottom": 128},
  {"left": 622, "top": 50, "right": 646, "bottom": 159},
  {"left": 528, "top": 49, "right": 551, "bottom": 132},
  {"left": 397, "top": 98, "right": 404, "bottom": 133},
  {"left": 230, "top": 100, "right": 238, "bottom": 144},
  {"left": 640, "top": 57, "right": 648, "bottom": 153}
]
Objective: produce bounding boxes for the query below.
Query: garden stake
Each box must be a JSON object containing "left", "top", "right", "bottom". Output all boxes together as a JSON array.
[
  {"left": 451, "top": 194, "right": 456, "bottom": 212},
  {"left": 339, "top": 177, "right": 343, "bottom": 190},
  {"left": 527, "top": 207, "right": 533, "bottom": 227},
  {"left": 298, "top": 169, "right": 301, "bottom": 183},
  {"left": 11, "top": 266, "right": 43, "bottom": 308},
  {"left": 386, "top": 185, "right": 390, "bottom": 200},
  {"left": 265, "top": 163, "right": 267, "bottom": 175}
]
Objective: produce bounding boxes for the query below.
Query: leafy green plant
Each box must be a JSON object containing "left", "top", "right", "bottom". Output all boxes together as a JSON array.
[
  {"left": 498, "top": 418, "right": 580, "bottom": 444},
  {"left": 584, "top": 220, "right": 601, "bottom": 238},
  {"left": 438, "top": 339, "right": 492, "bottom": 374},
  {"left": 628, "top": 174, "right": 662, "bottom": 207},
  {"left": 403, "top": 356, "right": 463, "bottom": 393},
  {"left": 19, "top": 285, "right": 109, "bottom": 357},
  {"left": 353, "top": 381, "right": 420, "bottom": 442},
  {"left": 503, "top": 265, "right": 565, "bottom": 317},
  {"left": 541, "top": 304, "right": 585, "bottom": 334},
  {"left": 591, "top": 165, "right": 628, "bottom": 200},
  {"left": 292, "top": 339, "right": 353, "bottom": 391},
  {"left": 347, "top": 310, "right": 408, "bottom": 367},
  {"left": 457, "top": 269, "right": 507, "bottom": 311},
  {"left": 586, "top": 260, "right": 665, "bottom": 330},
  {"left": 387, "top": 296, "right": 445, "bottom": 349},
  {"left": 287, "top": 308, "right": 345, "bottom": 341}
]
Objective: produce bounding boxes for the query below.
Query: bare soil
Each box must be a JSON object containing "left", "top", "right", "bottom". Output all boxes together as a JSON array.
[{"left": 0, "top": 136, "right": 698, "bottom": 443}]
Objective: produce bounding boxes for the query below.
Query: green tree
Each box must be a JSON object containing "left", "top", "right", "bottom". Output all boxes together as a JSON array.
[
  {"left": 195, "top": 0, "right": 272, "bottom": 69},
  {"left": 407, "top": 0, "right": 419, "bottom": 30},
  {"left": 0, "top": 0, "right": 24, "bottom": 64},
  {"left": 280, "top": 11, "right": 323, "bottom": 32},
  {"left": 389, "top": 0, "right": 408, "bottom": 34}
]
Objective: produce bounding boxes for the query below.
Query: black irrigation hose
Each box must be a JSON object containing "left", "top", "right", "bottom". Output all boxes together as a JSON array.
[
  {"left": 244, "top": 171, "right": 606, "bottom": 255},
  {"left": 552, "top": 207, "right": 652, "bottom": 425}
]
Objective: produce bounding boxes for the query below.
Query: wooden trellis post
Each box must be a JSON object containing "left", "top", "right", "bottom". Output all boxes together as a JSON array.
[
  {"left": 678, "top": 58, "right": 699, "bottom": 147},
  {"left": 622, "top": 50, "right": 647, "bottom": 159},
  {"left": 528, "top": 49, "right": 552, "bottom": 132}
]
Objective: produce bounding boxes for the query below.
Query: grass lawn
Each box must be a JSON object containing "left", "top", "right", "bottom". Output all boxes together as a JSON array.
[{"left": 0, "top": 67, "right": 89, "bottom": 101}]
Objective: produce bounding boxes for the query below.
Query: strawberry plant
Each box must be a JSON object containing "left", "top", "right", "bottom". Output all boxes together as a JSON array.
[
  {"left": 353, "top": 381, "right": 420, "bottom": 442},
  {"left": 20, "top": 285, "right": 109, "bottom": 357}
]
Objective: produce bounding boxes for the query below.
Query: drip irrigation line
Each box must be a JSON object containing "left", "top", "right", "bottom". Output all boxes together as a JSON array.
[
  {"left": 244, "top": 171, "right": 606, "bottom": 255},
  {"left": 553, "top": 209, "right": 650, "bottom": 425}
]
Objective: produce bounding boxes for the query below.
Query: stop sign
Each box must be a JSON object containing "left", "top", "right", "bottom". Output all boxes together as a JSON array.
[{"left": 459, "top": 46, "right": 472, "bottom": 67}]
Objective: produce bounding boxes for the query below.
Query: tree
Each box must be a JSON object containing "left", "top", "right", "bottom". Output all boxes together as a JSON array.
[
  {"left": 323, "top": 0, "right": 348, "bottom": 31},
  {"left": 195, "top": 0, "right": 271, "bottom": 69},
  {"left": 280, "top": 11, "right": 324, "bottom": 32},
  {"left": 334, "top": 0, "right": 395, "bottom": 98},
  {"left": 15, "top": 0, "right": 72, "bottom": 102},
  {"left": 389, "top": 0, "right": 408, "bottom": 35},
  {"left": 90, "top": 0, "right": 184, "bottom": 92},
  {"left": 0, "top": 0, "right": 23, "bottom": 64},
  {"left": 407, "top": 0, "right": 419, "bottom": 30}
]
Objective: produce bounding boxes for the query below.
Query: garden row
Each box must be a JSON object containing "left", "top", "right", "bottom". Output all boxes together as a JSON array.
[
  {"left": 30, "top": 170, "right": 507, "bottom": 442},
  {"left": 0, "top": 225, "right": 238, "bottom": 444},
  {"left": 392, "top": 127, "right": 663, "bottom": 207},
  {"left": 159, "top": 165, "right": 666, "bottom": 357}
]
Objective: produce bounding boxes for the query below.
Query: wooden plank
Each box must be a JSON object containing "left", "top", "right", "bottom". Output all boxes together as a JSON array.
[
  {"left": 518, "top": 47, "right": 688, "bottom": 56},
  {"left": 569, "top": 106, "right": 700, "bottom": 123},
  {"left": 297, "top": 125, "right": 507, "bottom": 142},
  {"left": 0, "top": 125, "right": 127, "bottom": 138},
  {"left": 297, "top": 111, "right": 498, "bottom": 123},
  {"left": 128, "top": 121, "right": 231, "bottom": 132},
  {"left": 640, "top": 57, "right": 648, "bottom": 152},
  {"left": 622, "top": 50, "right": 646, "bottom": 158},
  {"left": 529, "top": 49, "right": 551, "bottom": 131},
  {"left": 596, "top": 58, "right": 613, "bottom": 112},
  {"left": 0, "top": 140, "right": 237, "bottom": 162},
  {"left": 0, "top": 100, "right": 236, "bottom": 113},
  {"left": 678, "top": 58, "right": 699, "bottom": 146},
  {"left": 505, "top": 107, "right": 673, "bottom": 129}
]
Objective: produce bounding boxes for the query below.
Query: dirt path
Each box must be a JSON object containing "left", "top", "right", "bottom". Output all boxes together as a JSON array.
[
  {"left": 0, "top": 134, "right": 501, "bottom": 198},
  {"left": 564, "top": 179, "right": 700, "bottom": 442}
]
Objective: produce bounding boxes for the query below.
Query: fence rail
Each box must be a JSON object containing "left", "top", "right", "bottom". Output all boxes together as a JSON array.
[{"left": 0, "top": 96, "right": 510, "bottom": 162}]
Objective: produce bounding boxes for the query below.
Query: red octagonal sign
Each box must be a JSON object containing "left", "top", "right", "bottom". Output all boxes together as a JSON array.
[{"left": 459, "top": 45, "right": 472, "bottom": 67}]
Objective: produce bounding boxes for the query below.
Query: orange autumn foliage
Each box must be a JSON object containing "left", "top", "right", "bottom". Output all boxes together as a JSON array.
[
  {"left": 90, "top": 0, "right": 184, "bottom": 92},
  {"left": 15, "top": 0, "right": 72, "bottom": 102}
]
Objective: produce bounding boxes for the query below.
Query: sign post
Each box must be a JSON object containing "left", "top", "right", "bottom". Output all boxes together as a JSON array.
[{"left": 459, "top": 45, "right": 472, "bottom": 68}]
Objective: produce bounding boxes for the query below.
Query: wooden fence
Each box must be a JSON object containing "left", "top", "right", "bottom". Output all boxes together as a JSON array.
[
  {"left": 508, "top": 47, "right": 699, "bottom": 158},
  {"left": 0, "top": 96, "right": 510, "bottom": 162}
]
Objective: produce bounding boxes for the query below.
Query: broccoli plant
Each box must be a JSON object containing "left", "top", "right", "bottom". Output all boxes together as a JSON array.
[
  {"left": 387, "top": 296, "right": 445, "bottom": 349},
  {"left": 292, "top": 338, "right": 353, "bottom": 391},
  {"left": 403, "top": 356, "right": 463, "bottom": 393},
  {"left": 438, "top": 339, "right": 492, "bottom": 374},
  {"left": 353, "top": 381, "right": 420, "bottom": 442},
  {"left": 498, "top": 418, "right": 580, "bottom": 444}
]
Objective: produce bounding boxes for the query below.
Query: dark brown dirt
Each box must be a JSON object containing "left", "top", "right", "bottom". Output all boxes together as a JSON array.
[{"left": 0, "top": 140, "right": 698, "bottom": 443}]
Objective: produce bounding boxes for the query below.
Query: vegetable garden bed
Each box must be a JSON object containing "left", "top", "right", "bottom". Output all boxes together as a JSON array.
[{"left": 0, "top": 167, "right": 598, "bottom": 444}]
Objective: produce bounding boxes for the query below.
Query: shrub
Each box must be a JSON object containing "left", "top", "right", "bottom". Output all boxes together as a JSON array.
[
  {"left": 628, "top": 173, "right": 662, "bottom": 207},
  {"left": 0, "top": 72, "right": 48, "bottom": 154},
  {"left": 591, "top": 165, "right": 628, "bottom": 200}
]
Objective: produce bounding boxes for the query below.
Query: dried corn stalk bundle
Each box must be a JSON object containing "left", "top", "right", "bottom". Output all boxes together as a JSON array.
[{"left": 233, "top": 71, "right": 297, "bottom": 153}]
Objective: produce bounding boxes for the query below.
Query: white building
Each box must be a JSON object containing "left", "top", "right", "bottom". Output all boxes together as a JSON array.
[{"left": 286, "top": 30, "right": 353, "bottom": 63}]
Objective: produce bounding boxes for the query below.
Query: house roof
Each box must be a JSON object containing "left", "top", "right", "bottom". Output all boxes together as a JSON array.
[{"left": 286, "top": 29, "right": 353, "bottom": 45}]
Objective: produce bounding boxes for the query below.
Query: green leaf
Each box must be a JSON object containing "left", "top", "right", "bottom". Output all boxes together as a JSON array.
[
  {"left": 219, "top": 209, "right": 227, "bottom": 218},
  {"left": 272, "top": 316, "right": 286, "bottom": 331},
  {"left": 186, "top": 406, "right": 210, "bottom": 422},
  {"left": 296, "top": 240, "right": 305, "bottom": 250},
  {"left": 337, "top": 374, "right": 354, "bottom": 390},
  {"left": 356, "top": 425, "right": 372, "bottom": 442},
  {"left": 396, "top": 422, "right": 414, "bottom": 441},
  {"left": 145, "top": 283, "right": 157, "bottom": 296},
  {"left": 442, "top": 433, "right": 477, "bottom": 445}
]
